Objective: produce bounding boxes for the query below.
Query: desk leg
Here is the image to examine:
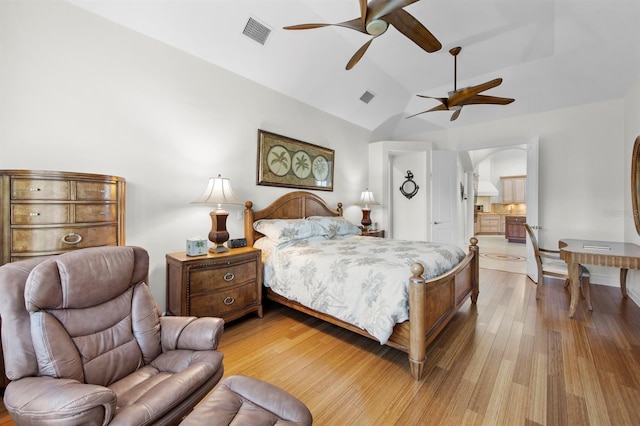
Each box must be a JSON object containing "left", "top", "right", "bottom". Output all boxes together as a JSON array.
[
  {"left": 568, "top": 262, "right": 581, "bottom": 318},
  {"left": 620, "top": 268, "right": 628, "bottom": 298}
]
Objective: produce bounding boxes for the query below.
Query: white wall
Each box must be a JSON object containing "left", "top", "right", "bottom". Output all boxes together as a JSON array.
[
  {"left": 0, "top": 1, "right": 371, "bottom": 308},
  {"left": 624, "top": 75, "right": 640, "bottom": 302}
]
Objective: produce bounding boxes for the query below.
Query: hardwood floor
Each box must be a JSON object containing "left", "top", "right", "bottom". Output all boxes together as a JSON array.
[{"left": 2, "top": 268, "right": 640, "bottom": 425}]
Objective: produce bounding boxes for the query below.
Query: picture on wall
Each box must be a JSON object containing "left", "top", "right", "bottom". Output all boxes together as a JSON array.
[{"left": 257, "top": 129, "right": 334, "bottom": 191}]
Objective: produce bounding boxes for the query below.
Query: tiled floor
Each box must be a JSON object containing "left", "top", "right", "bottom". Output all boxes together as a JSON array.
[{"left": 475, "top": 234, "right": 527, "bottom": 274}]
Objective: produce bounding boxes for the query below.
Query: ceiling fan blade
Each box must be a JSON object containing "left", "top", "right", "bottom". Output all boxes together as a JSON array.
[
  {"left": 359, "top": 0, "right": 368, "bottom": 28},
  {"left": 284, "top": 18, "right": 366, "bottom": 33},
  {"left": 383, "top": 9, "right": 442, "bottom": 53},
  {"left": 459, "top": 94, "right": 515, "bottom": 106},
  {"left": 368, "top": 0, "right": 421, "bottom": 21},
  {"left": 450, "top": 108, "right": 462, "bottom": 121},
  {"left": 416, "top": 94, "right": 449, "bottom": 107},
  {"left": 283, "top": 23, "right": 333, "bottom": 30},
  {"left": 346, "top": 37, "right": 375, "bottom": 70},
  {"left": 406, "top": 103, "right": 448, "bottom": 119},
  {"left": 448, "top": 78, "right": 503, "bottom": 107}
]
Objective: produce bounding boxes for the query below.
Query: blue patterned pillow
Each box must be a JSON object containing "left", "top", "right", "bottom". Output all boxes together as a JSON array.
[
  {"left": 254, "top": 219, "right": 328, "bottom": 246},
  {"left": 306, "top": 216, "right": 360, "bottom": 239}
]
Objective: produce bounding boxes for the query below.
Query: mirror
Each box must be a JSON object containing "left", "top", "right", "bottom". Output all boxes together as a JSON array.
[{"left": 633, "top": 135, "right": 640, "bottom": 234}]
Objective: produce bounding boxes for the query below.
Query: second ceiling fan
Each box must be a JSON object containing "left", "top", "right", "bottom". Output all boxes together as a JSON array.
[
  {"left": 408, "top": 46, "right": 515, "bottom": 121},
  {"left": 284, "top": 0, "right": 441, "bottom": 70}
]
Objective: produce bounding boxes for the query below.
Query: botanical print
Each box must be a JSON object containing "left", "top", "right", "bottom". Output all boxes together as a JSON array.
[{"left": 257, "top": 129, "right": 334, "bottom": 191}]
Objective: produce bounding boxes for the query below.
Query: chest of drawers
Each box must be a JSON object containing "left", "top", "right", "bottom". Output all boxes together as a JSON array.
[
  {"left": 0, "top": 170, "right": 125, "bottom": 264},
  {"left": 166, "top": 247, "right": 263, "bottom": 322}
]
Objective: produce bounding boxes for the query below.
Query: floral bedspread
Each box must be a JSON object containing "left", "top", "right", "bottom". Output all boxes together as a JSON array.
[{"left": 255, "top": 236, "right": 466, "bottom": 344}]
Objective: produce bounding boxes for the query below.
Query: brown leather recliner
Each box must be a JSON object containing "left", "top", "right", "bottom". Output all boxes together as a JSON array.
[{"left": 0, "top": 246, "right": 225, "bottom": 425}]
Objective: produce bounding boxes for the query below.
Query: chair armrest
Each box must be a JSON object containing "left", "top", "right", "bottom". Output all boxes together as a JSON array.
[
  {"left": 160, "top": 316, "right": 224, "bottom": 351},
  {"left": 539, "top": 248, "right": 561, "bottom": 259},
  {"left": 4, "top": 377, "right": 116, "bottom": 425}
]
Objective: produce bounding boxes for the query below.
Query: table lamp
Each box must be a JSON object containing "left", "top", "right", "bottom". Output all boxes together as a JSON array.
[
  {"left": 192, "top": 175, "right": 242, "bottom": 253},
  {"left": 355, "top": 189, "right": 380, "bottom": 228}
]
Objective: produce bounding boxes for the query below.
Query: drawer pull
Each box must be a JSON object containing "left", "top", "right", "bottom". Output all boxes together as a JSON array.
[
  {"left": 29, "top": 212, "right": 41, "bottom": 216},
  {"left": 223, "top": 272, "right": 235, "bottom": 282},
  {"left": 223, "top": 296, "right": 235, "bottom": 305},
  {"left": 29, "top": 187, "right": 42, "bottom": 192},
  {"left": 99, "top": 211, "right": 108, "bottom": 215},
  {"left": 61, "top": 233, "right": 83, "bottom": 245}
]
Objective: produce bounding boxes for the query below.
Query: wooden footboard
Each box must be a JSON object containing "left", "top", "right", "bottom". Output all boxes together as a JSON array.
[{"left": 245, "top": 191, "right": 480, "bottom": 380}]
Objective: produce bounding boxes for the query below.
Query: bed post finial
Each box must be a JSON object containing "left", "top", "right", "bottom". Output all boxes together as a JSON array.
[
  {"left": 337, "top": 202, "right": 343, "bottom": 216},
  {"left": 469, "top": 237, "right": 479, "bottom": 303},
  {"left": 408, "top": 262, "right": 426, "bottom": 380},
  {"left": 244, "top": 201, "right": 255, "bottom": 247}
]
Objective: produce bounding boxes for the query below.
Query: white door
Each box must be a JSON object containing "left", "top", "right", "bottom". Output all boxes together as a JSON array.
[
  {"left": 431, "top": 150, "right": 457, "bottom": 245},
  {"left": 526, "top": 140, "right": 539, "bottom": 281},
  {"left": 391, "top": 152, "right": 428, "bottom": 240}
]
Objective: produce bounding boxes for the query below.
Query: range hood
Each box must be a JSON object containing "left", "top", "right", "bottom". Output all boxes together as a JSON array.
[{"left": 476, "top": 181, "right": 500, "bottom": 197}]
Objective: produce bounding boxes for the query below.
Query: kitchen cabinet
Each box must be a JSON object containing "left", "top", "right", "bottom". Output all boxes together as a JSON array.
[
  {"left": 478, "top": 214, "right": 500, "bottom": 234},
  {"left": 505, "top": 216, "right": 526, "bottom": 243},
  {"left": 501, "top": 176, "right": 527, "bottom": 203}
]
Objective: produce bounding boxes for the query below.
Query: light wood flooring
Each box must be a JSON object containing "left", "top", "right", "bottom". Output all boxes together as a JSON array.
[{"left": 2, "top": 268, "right": 640, "bottom": 425}]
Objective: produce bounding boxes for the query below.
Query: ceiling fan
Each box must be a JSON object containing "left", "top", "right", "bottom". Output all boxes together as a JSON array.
[
  {"left": 283, "top": 0, "right": 441, "bottom": 70},
  {"left": 407, "top": 46, "right": 515, "bottom": 121}
]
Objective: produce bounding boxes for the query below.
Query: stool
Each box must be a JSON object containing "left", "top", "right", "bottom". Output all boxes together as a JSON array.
[{"left": 180, "top": 375, "right": 313, "bottom": 425}]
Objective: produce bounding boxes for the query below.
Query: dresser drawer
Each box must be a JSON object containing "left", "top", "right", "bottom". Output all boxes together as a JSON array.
[
  {"left": 189, "top": 282, "right": 259, "bottom": 318},
  {"left": 11, "top": 204, "right": 70, "bottom": 225},
  {"left": 75, "top": 204, "right": 118, "bottom": 222},
  {"left": 76, "top": 182, "right": 118, "bottom": 201},
  {"left": 11, "top": 225, "right": 117, "bottom": 253},
  {"left": 11, "top": 179, "right": 70, "bottom": 200},
  {"left": 188, "top": 259, "right": 258, "bottom": 294}
]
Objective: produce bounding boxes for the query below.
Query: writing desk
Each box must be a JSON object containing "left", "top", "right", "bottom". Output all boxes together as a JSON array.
[{"left": 559, "top": 239, "right": 640, "bottom": 318}]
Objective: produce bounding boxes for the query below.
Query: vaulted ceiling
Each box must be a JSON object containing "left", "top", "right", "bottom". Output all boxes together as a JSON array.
[{"left": 68, "top": 0, "right": 640, "bottom": 139}]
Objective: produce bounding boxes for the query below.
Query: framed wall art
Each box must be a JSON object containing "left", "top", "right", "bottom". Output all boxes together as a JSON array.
[{"left": 257, "top": 129, "right": 334, "bottom": 191}]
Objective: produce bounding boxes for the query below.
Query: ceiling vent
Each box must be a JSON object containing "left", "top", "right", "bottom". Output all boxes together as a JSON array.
[
  {"left": 360, "top": 90, "right": 375, "bottom": 104},
  {"left": 243, "top": 17, "right": 271, "bottom": 45}
]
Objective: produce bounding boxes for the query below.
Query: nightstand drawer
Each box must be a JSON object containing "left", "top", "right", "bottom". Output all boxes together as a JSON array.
[
  {"left": 190, "top": 282, "right": 259, "bottom": 318},
  {"left": 189, "top": 259, "right": 258, "bottom": 294}
]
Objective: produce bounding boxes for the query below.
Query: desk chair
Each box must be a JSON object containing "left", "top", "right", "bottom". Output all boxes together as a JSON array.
[{"left": 524, "top": 224, "right": 591, "bottom": 309}]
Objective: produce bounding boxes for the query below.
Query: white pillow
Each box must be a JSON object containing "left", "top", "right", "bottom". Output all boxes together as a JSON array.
[
  {"left": 253, "top": 218, "right": 328, "bottom": 246},
  {"left": 306, "top": 216, "right": 361, "bottom": 239}
]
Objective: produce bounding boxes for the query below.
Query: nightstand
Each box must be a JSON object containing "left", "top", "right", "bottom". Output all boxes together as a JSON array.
[
  {"left": 362, "top": 229, "right": 385, "bottom": 238},
  {"left": 166, "top": 247, "right": 262, "bottom": 322}
]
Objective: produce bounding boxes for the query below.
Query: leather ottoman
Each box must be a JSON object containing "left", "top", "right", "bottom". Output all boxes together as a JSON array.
[{"left": 180, "top": 375, "right": 313, "bottom": 425}]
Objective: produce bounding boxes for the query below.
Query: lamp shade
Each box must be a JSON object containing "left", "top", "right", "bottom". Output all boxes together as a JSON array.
[
  {"left": 192, "top": 175, "right": 241, "bottom": 253},
  {"left": 356, "top": 189, "right": 380, "bottom": 209},
  {"left": 192, "top": 175, "right": 241, "bottom": 206}
]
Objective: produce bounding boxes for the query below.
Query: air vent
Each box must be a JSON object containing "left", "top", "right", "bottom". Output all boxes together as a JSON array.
[
  {"left": 360, "top": 90, "right": 376, "bottom": 104},
  {"left": 243, "top": 17, "right": 271, "bottom": 45}
]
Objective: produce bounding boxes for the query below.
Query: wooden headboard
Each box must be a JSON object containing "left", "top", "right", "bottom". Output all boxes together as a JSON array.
[{"left": 244, "top": 191, "right": 343, "bottom": 246}]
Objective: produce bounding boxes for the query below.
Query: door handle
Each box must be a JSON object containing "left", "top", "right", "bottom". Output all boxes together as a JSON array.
[{"left": 433, "top": 221, "right": 440, "bottom": 225}]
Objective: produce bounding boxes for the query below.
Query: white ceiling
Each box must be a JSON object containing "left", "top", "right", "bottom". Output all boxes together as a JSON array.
[{"left": 68, "top": 0, "right": 640, "bottom": 139}]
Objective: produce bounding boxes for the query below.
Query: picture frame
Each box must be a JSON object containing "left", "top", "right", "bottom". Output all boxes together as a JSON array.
[{"left": 257, "top": 129, "right": 334, "bottom": 191}]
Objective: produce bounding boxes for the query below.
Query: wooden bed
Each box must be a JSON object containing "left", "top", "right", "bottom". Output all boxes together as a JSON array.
[{"left": 243, "top": 191, "right": 479, "bottom": 380}]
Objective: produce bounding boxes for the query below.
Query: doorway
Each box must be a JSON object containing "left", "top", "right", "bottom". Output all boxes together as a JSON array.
[{"left": 463, "top": 139, "right": 538, "bottom": 275}]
